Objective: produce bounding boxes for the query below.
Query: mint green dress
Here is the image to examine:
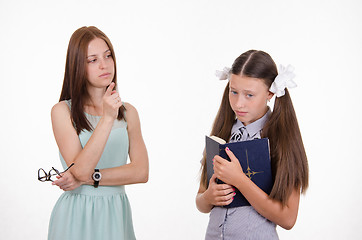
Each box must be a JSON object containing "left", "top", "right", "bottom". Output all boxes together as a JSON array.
[{"left": 48, "top": 101, "right": 136, "bottom": 240}]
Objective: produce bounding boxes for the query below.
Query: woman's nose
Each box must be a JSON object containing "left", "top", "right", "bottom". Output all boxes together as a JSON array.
[{"left": 98, "top": 58, "right": 106, "bottom": 69}]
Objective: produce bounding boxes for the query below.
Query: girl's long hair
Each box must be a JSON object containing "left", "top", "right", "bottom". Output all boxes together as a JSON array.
[
  {"left": 200, "top": 50, "right": 309, "bottom": 205},
  {"left": 59, "top": 26, "right": 125, "bottom": 135}
]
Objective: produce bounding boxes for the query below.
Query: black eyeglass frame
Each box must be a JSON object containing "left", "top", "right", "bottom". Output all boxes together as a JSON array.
[{"left": 38, "top": 163, "right": 74, "bottom": 182}]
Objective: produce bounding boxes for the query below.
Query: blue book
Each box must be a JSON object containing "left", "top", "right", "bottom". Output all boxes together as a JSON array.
[{"left": 205, "top": 136, "right": 273, "bottom": 208}]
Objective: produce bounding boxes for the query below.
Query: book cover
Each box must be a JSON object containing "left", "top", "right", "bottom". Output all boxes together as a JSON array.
[{"left": 205, "top": 136, "right": 273, "bottom": 208}]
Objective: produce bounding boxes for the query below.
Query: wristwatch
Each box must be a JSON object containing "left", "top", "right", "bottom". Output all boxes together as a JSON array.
[{"left": 92, "top": 169, "right": 102, "bottom": 188}]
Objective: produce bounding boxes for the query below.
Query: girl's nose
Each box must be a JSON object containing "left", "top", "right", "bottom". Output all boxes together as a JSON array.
[{"left": 236, "top": 95, "right": 245, "bottom": 108}]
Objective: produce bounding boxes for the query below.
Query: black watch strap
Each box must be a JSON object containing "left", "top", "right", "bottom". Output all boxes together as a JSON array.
[{"left": 93, "top": 169, "right": 101, "bottom": 188}]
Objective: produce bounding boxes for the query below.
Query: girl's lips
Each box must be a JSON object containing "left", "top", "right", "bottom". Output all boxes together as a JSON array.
[{"left": 235, "top": 111, "right": 247, "bottom": 116}]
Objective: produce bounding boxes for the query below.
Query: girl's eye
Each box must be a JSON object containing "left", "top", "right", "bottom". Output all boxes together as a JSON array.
[
  {"left": 88, "top": 58, "right": 96, "bottom": 63},
  {"left": 106, "top": 54, "right": 112, "bottom": 58},
  {"left": 247, "top": 94, "right": 253, "bottom": 98},
  {"left": 230, "top": 90, "right": 237, "bottom": 95}
]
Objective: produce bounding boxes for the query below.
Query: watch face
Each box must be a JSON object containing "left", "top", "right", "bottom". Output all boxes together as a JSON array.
[{"left": 93, "top": 172, "right": 101, "bottom": 181}]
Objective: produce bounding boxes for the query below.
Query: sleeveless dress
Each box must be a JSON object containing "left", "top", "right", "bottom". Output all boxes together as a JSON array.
[{"left": 48, "top": 101, "right": 136, "bottom": 240}]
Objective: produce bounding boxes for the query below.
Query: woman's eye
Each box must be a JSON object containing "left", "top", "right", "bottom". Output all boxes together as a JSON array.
[
  {"left": 246, "top": 94, "right": 253, "bottom": 98},
  {"left": 88, "top": 59, "right": 96, "bottom": 63},
  {"left": 230, "top": 90, "right": 237, "bottom": 95},
  {"left": 106, "top": 54, "right": 112, "bottom": 58}
]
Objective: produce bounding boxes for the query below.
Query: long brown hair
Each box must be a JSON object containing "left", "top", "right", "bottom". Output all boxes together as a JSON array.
[
  {"left": 59, "top": 26, "right": 125, "bottom": 134},
  {"left": 200, "top": 50, "right": 309, "bottom": 205}
]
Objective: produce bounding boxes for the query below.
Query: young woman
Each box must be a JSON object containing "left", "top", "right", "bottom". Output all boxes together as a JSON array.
[
  {"left": 48, "top": 26, "right": 149, "bottom": 240},
  {"left": 196, "top": 50, "right": 309, "bottom": 239}
]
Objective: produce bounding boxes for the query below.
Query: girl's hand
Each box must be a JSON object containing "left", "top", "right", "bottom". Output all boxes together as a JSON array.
[
  {"left": 213, "top": 147, "right": 244, "bottom": 187},
  {"left": 203, "top": 174, "right": 235, "bottom": 206},
  {"left": 102, "top": 82, "right": 123, "bottom": 120},
  {"left": 52, "top": 171, "right": 83, "bottom": 191}
]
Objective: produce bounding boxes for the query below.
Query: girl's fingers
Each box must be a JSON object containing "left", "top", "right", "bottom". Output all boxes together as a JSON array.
[
  {"left": 207, "top": 182, "right": 236, "bottom": 206},
  {"left": 216, "top": 192, "right": 235, "bottom": 206},
  {"left": 216, "top": 185, "right": 235, "bottom": 197},
  {"left": 209, "top": 174, "right": 217, "bottom": 184},
  {"left": 215, "top": 183, "right": 233, "bottom": 191},
  {"left": 220, "top": 196, "right": 234, "bottom": 206},
  {"left": 219, "top": 191, "right": 235, "bottom": 201},
  {"left": 213, "top": 155, "right": 227, "bottom": 165},
  {"left": 225, "top": 147, "right": 238, "bottom": 163},
  {"left": 213, "top": 156, "right": 225, "bottom": 170},
  {"left": 213, "top": 162, "right": 226, "bottom": 180},
  {"left": 214, "top": 149, "right": 238, "bottom": 165},
  {"left": 211, "top": 183, "right": 235, "bottom": 195}
]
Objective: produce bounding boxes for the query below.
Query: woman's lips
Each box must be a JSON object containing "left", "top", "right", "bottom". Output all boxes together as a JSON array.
[{"left": 99, "top": 72, "right": 111, "bottom": 78}]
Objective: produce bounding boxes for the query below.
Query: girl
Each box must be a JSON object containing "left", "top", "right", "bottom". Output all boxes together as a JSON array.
[
  {"left": 196, "top": 50, "right": 309, "bottom": 239},
  {"left": 48, "top": 26, "right": 149, "bottom": 240}
]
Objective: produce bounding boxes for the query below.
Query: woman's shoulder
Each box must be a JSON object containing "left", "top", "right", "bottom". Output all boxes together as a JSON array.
[
  {"left": 123, "top": 102, "right": 139, "bottom": 117},
  {"left": 123, "top": 102, "right": 141, "bottom": 128},
  {"left": 51, "top": 100, "right": 71, "bottom": 118}
]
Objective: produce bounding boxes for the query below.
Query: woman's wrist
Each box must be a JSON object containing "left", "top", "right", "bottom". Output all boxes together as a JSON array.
[
  {"left": 100, "top": 115, "right": 115, "bottom": 125},
  {"left": 84, "top": 178, "right": 94, "bottom": 185}
]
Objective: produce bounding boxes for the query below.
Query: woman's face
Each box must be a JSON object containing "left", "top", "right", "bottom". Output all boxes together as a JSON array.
[
  {"left": 228, "top": 74, "right": 273, "bottom": 125},
  {"left": 86, "top": 38, "right": 115, "bottom": 89}
]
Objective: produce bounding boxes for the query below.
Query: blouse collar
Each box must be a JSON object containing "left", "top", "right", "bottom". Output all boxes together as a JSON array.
[{"left": 231, "top": 108, "right": 271, "bottom": 139}]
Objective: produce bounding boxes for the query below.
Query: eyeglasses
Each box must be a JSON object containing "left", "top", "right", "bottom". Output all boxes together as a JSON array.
[{"left": 38, "top": 163, "right": 74, "bottom": 182}]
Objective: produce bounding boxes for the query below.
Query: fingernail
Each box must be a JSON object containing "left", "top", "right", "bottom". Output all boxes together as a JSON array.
[{"left": 226, "top": 147, "right": 230, "bottom": 151}]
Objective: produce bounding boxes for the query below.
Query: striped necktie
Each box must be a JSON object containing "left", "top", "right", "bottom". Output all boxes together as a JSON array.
[{"left": 230, "top": 127, "right": 248, "bottom": 142}]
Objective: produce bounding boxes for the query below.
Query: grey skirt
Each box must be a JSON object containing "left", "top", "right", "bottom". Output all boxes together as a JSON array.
[{"left": 205, "top": 206, "right": 278, "bottom": 240}]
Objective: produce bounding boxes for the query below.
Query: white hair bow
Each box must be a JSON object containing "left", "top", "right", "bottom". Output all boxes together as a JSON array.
[
  {"left": 215, "top": 67, "right": 231, "bottom": 80},
  {"left": 269, "top": 64, "right": 297, "bottom": 97}
]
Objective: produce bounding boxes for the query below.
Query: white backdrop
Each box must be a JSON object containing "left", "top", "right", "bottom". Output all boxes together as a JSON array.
[{"left": 1, "top": 0, "right": 361, "bottom": 239}]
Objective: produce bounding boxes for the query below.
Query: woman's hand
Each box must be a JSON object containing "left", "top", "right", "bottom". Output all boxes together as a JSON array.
[
  {"left": 52, "top": 171, "right": 83, "bottom": 191},
  {"left": 102, "top": 82, "right": 123, "bottom": 120},
  {"left": 93, "top": 103, "right": 149, "bottom": 186},
  {"left": 203, "top": 174, "right": 235, "bottom": 207},
  {"left": 213, "top": 147, "right": 244, "bottom": 187}
]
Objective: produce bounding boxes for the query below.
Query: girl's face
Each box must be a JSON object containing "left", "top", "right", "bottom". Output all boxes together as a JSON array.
[
  {"left": 229, "top": 74, "right": 273, "bottom": 126},
  {"left": 86, "top": 38, "right": 115, "bottom": 89}
]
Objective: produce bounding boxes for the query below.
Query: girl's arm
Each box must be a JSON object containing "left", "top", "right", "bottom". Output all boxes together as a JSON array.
[
  {"left": 213, "top": 148, "right": 300, "bottom": 230},
  {"left": 196, "top": 174, "right": 235, "bottom": 213}
]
